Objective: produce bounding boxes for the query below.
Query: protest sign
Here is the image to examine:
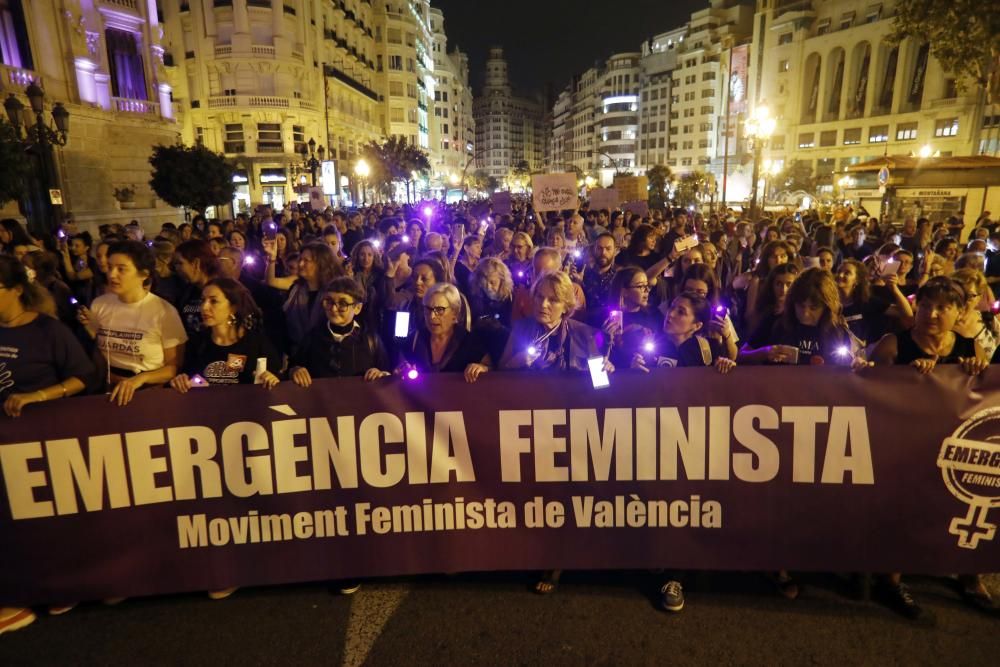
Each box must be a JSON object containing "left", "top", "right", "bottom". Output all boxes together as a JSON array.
[
  {"left": 532, "top": 173, "right": 578, "bottom": 212},
  {"left": 589, "top": 188, "right": 619, "bottom": 211},
  {"left": 491, "top": 191, "right": 513, "bottom": 216},
  {"left": 613, "top": 176, "right": 649, "bottom": 202}
]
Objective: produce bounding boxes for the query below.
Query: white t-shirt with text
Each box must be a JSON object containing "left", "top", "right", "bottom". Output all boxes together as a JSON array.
[{"left": 92, "top": 292, "right": 188, "bottom": 372}]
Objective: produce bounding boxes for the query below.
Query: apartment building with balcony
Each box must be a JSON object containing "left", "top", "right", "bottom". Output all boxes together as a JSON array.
[
  {"left": 428, "top": 7, "right": 474, "bottom": 191},
  {"left": 373, "top": 0, "right": 430, "bottom": 156},
  {"left": 750, "top": 0, "right": 988, "bottom": 191},
  {"left": 636, "top": 26, "right": 686, "bottom": 173},
  {"left": 473, "top": 47, "right": 546, "bottom": 183},
  {"left": 0, "top": 0, "right": 180, "bottom": 230},
  {"left": 162, "top": 0, "right": 381, "bottom": 210}
]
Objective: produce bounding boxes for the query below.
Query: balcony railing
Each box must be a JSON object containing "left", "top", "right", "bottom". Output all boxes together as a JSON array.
[
  {"left": 112, "top": 97, "right": 161, "bottom": 116},
  {"left": 215, "top": 45, "right": 232, "bottom": 57},
  {"left": 0, "top": 64, "right": 39, "bottom": 90},
  {"left": 252, "top": 45, "right": 276, "bottom": 57},
  {"left": 207, "top": 95, "right": 316, "bottom": 110}
]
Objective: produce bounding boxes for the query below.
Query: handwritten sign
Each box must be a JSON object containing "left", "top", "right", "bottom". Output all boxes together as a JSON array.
[
  {"left": 491, "top": 191, "right": 512, "bottom": 216},
  {"left": 589, "top": 188, "right": 619, "bottom": 211},
  {"left": 614, "top": 175, "right": 649, "bottom": 202},
  {"left": 532, "top": 173, "right": 579, "bottom": 212}
]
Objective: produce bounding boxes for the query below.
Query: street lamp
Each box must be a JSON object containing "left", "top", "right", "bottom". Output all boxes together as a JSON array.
[
  {"left": 300, "top": 138, "right": 324, "bottom": 187},
  {"left": 745, "top": 105, "right": 776, "bottom": 221},
  {"left": 354, "top": 159, "right": 370, "bottom": 206},
  {"left": 3, "top": 83, "right": 71, "bottom": 236},
  {"left": 762, "top": 159, "right": 781, "bottom": 208}
]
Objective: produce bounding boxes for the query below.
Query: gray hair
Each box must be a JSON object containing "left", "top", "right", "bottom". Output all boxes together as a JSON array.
[
  {"left": 471, "top": 257, "right": 513, "bottom": 300},
  {"left": 423, "top": 282, "right": 463, "bottom": 314}
]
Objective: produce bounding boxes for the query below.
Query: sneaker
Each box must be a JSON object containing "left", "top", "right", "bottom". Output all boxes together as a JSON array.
[
  {"left": 337, "top": 582, "right": 361, "bottom": 595},
  {"left": 879, "top": 582, "right": 935, "bottom": 625},
  {"left": 0, "top": 607, "right": 36, "bottom": 635},
  {"left": 659, "top": 580, "right": 685, "bottom": 612},
  {"left": 208, "top": 587, "right": 239, "bottom": 601}
]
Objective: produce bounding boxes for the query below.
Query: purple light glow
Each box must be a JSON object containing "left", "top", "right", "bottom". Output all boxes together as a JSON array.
[{"left": 423, "top": 206, "right": 433, "bottom": 218}]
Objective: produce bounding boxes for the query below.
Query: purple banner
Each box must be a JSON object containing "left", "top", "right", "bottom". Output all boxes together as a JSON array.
[{"left": 1, "top": 367, "right": 999, "bottom": 605}]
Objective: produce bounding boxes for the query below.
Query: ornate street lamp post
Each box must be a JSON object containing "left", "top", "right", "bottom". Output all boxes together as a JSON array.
[
  {"left": 745, "top": 105, "right": 775, "bottom": 221},
  {"left": 4, "top": 83, "right": 70, "bottom": 236},
  {"left": 354, "top": 158, "right": 370, "bottom": 206},
  {"left": 299, "top": 138, "right": 324, "bottom": 187}
]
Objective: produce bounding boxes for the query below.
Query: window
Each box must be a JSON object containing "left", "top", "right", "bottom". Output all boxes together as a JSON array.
[
  {"left": 798, "top": 132, "right": 815, "bottom": 148},
  {"left": 943, "top": 78, "right": 958, "bottom": 99},
  {"left": 771, "top": 136, "right": 785, "bottom": 151},
  {"left": 778, "top": 33, "right": 793, "bottom": 45},
  {"left": 820, "top": 130, "right": 837, "bottom": 147},
  {"left": 816, "top": 19, "right": 831, "bottom": 35},
  {"left": 840, "top": 12, "right": 855, "bottom": 30},
  {"left": 935, "top": 118, "right": 959, "bottom": 137},
  {"left": 389, "top": 81, "right": 403, "bottom": 96},
  {"left": 388, "top": 55, "right": 402, "bottom": 70},
  {"left": 257, "top": 123, "right": 282, "bottom": 152},
  {"left": 896, "top": 122, "right": 918, "bottom": 140},
  {"left": 387, "top": 28, "right": 402, "bottom": 44},
  {"left": 224, "top": 124, "right": 244, "bottom": 153},
  {"left": 868, "top": 125, "right": 888, "bottom": 143},
  {"left": 0, "top": 0, "right": 33, "bottom": 69},
  {"left": 292, "top": 125, "right": 305, "bottom": 153},
  {"left": 843, "top": 128, "right": 862, "bottom": 145},
  {"left": 701, "top": 88, "right": 714, "bottom": 98},
  {"left": 105, "top": 28, "right": 148, "bottom": 100},
  {"left": 390, "top": 107, "right": 404, "bottom": 123},
  {"left": 778, "top": 60, "right": 790, "bottom": 73},
  {"left": 866, "top": 5, "right": 882, "bottom": 23}
]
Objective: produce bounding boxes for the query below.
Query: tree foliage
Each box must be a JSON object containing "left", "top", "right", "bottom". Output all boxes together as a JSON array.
[
  {"left": 645, "top": 164, "right": 672, "bottom": 211},
  {"left": 0, "top": 119, "right": 30, "bottom": 208},
  {"left": 888, "top": 0, "right": 1000, "bottom": 103},
  {"left": 361, "top": 136, "right": 431, "bottom": 200},
  {"left": 674, "top": 170, "right": 715, "bottom": 208},
  {"left": 773, "top": 160, "right": 816, "bottom": 194},
  {"left": 148, "top": 143, "right": 235, "bottom": 213}
]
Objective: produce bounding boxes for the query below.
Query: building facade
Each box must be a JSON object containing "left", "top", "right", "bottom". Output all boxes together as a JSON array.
[
  {"left": 750, "top": 0, "right": 987, "bottom": 192},
  {"left": 473, "top": 47, "right": 546, "bottom": 184},
  {"left": 428, "top": 7, "right": 474, "bottom": 192},
  {"left": 1, "top": 0, "right": 180, "bottom": 233}
]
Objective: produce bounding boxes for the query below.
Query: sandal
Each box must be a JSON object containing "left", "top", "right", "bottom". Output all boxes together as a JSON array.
[{"left": 534, "top": 569, "right": 561, "bottom": 595}]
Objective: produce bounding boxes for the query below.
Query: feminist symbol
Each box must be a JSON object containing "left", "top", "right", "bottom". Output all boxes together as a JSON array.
[{"left": 936, "top": 409, "right": 1000, "bottom": 550}]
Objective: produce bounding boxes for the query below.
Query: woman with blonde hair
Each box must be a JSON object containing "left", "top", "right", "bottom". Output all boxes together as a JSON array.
[{"left": 950, "top": 267, "right": 999, "bottom": 359}]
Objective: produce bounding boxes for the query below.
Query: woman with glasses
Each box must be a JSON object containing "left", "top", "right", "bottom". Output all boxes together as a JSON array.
[
  {"left": 398, "top": 283, "right": 491, "bottom": 383},
  {"left": 836, "top": 258, "right": 912, "bottom": 348},
  {"left": 506, "top": 232, "right": 534, "bottom": 288},
  {"left": 604, "top": 267, "right": 660, "bottom": 370},
  {"left": 950, "top": 268, "right": 999, "bottom": 360},
  {"left": 677, "top": 263, "right": 739, "bottom": 361},
  {"left": 288, "top": 277, "right": 391, "bottom": 386}
]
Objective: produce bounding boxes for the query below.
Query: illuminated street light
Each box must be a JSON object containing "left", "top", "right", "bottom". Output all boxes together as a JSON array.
[
  {"left": 745, "top": 105, "right": 776, "bottom": 221},
  {"left": 354, "top": 159, "right": 370, "bottom": 205},
  {"left": 918, "top": 145, "right": 933, "bottom": 159}
]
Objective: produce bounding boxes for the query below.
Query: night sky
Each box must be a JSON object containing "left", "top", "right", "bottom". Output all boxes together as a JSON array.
[{"left": 433, "top": 0, "right": 706, "bottom": 97}]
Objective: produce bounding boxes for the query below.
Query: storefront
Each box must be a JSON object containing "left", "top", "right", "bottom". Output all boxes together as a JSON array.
[
  {"left": 259, "top": 168, "right": 288, "bottom": 210},
  {"left": 231, "top": 170, "right": 251, "bottom": 215},
  {"left": 844, "top": 156, "right": 1000, "bottom": 224}
]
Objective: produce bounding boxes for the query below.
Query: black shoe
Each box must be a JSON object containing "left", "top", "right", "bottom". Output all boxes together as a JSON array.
[
  {"left": 961, "top": 585, "right": 1000, "bottom": 615},
  {"left": 879, "top": 582, "right": 935, "bottom": 625}
]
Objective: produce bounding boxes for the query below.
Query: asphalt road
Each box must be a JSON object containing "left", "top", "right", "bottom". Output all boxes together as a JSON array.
[{"left": 1, "top": 571, "right": 998, "bottom": 665}]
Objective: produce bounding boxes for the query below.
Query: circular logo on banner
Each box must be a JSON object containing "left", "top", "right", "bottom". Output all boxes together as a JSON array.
[{"left": 936, "top": 408, "right": 1000, "bottom": 549}]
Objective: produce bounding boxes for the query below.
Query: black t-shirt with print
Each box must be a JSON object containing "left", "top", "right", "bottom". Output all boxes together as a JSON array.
[
  {"left": 183, "top": 329, "right": 281, "bottom": 385},
  {"left": 0, "top": 315, "right": 95, "bottom": 400}
]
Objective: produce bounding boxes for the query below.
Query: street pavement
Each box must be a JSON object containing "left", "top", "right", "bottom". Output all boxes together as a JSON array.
[{"left": 1, "top": 571, "right": 997, "bottom": 665}]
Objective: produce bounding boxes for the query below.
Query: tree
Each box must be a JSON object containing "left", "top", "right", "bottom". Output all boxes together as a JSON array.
[
  {"left": 361, "top": 136, "right": 431, "bottom": 203},
  {"left": 508, "top": 160, "right": 531, "bottom": 191},
  {"left": 773, "top": 160, "right": 815, "bottom": 194},
  {"left": 674, "top": 170, "right": 714, "bottom": 209},
  {"left": 0, "top": 119, "right": 29, "bottom": 208},
  {"left": 646, "top": 164, "right": 672, "bottom": 211},
  {"left": 888, "top": 0, "right": 1000, "bottom": 103},
  {"left": 149, "top": 143, "right": 235, "bottom": 214},
  {"left": 470, "top": 168, "right": 491, "bottom": 192}
]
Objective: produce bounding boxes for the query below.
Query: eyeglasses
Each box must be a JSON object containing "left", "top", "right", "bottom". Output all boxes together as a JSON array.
[
  {"left": 322, "top": 298, "right": 357, "bottom": 311},
  {"left": 628, "top": 284, "right": 651, "bottom": 292},
  {"left": 424, "top": 305, "right": 450, "bottom": 317}
]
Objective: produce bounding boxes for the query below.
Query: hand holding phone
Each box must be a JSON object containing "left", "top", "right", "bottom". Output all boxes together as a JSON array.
[
  {"left": 394, "top": 311, "right": 411, "bottom": 338},
  {"left": 673, "top": 235, "right": 700, "bottom": 255}
]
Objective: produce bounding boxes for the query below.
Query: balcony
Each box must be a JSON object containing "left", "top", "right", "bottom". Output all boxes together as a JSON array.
[
  {"left": 113, "top": 97, "right": 161, "bottom": 116},
  {"left": 0, "top": 64, "right": 39, "bottom": 91},
  {"left": 213, "top": 44, "right": 276, "bottom": 58},
  {"left": 208, "top": 95, "right": 316, "bottom": 110}
]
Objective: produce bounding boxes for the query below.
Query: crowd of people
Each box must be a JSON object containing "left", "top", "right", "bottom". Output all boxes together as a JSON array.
[{"left": 1, "top": 198, "right": 998, "bottom": 634}]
